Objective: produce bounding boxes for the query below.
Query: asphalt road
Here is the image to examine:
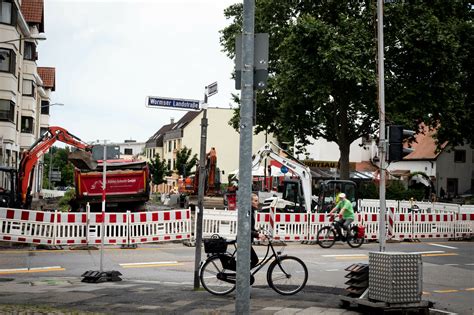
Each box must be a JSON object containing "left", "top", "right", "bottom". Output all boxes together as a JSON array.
[{"left": 0, "top": 239, "right": 472, "bottom": 314}]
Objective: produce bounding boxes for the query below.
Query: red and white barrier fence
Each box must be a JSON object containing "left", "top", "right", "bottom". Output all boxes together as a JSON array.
[
  {"left": 1, "top": 198, "right": 472, "bottom": 247},
  {"left": 0, "top": 207, "right": 191, "bottom": 246}
]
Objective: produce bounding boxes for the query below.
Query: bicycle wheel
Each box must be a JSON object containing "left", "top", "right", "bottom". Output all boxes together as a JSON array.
[
  {"left": 317, "top": 226, "right": 336, "bottom": 248},
  {"left": 200, "top": 256, "right": 236, "bottom": 295},
  {"left": 347, "top": 226, "right": 364, "bottom": 248},
  {"left": 267, "top": 256, "right": 308, "bottom": 295}
]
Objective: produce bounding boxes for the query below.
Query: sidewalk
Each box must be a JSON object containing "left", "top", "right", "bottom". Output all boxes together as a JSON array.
[{"left": 0, "top": 276, "right": 360, "bottom": 314}]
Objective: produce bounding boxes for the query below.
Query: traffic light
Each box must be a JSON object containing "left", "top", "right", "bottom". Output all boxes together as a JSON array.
[{"left": 387, "top": 125, "right": 415, "bottom": 162}]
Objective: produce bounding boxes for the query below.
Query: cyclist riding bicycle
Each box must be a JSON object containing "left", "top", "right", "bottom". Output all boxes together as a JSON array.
[{"left": 328, "top": 192, "right": 355, "bottom": 241}]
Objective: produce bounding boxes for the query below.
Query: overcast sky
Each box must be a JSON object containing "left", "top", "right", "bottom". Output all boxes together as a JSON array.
[{"left": 38, "top": 0, "right": 239, "bottom": 144}]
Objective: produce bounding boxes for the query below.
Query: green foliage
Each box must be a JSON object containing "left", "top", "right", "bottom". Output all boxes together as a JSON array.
[
  {"left": 148, "top": 153, "right": 171, "bottom": 185},
  {"left": 358, "top": 181, "right": 379, "bottom": 199},
  {"left": 358, "top": 180, "right": 426, "bottom": 201},
  {"left": 384, "top": 1, "right": 473, "bottom": 147},
  {"left": 58, "top": 189, "right": 75, "bottom": 212},
  {"left": 175, "top": 146, "right": 198, "bottom": 176},
  {"left": 220, "top": 1, "right": 473, "bottom": 178},
  {"left": 42, "top": 146, "right": 75, "bottom": 189}
]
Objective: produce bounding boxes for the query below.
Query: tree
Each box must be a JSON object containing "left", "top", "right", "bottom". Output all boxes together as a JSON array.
[
  {"left": 42, "top": 146, "right": 75, "bottom": 189},
  {"left": 175, "top": 146, "right": 198, "bottom": 177},
  {"left": 220, "top": 1, "right": 473, "bottom": 178},
  {"left": 148, "top": 153, "right": 171, "bottom": 186},
  {"left": 383, "top": 1, "right": 473, "bottom": 147}
]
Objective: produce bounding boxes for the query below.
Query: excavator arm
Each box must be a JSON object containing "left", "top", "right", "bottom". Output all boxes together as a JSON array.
[
  {"left": 252, "top": 142, "right": 313, "bottom": 212},
  {"left": 18, "top": 126, "right": 93, "bottom": 208}
]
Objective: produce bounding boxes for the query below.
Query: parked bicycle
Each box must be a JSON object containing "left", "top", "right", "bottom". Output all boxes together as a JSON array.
[
  {"left": 316, "top": 214, "right": 365, "bottom": 248},
  {"left": 200, "top": 233, "right": 308, "bottom": 296}
]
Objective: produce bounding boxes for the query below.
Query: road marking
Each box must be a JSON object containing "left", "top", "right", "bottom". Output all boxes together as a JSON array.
[
  {"left": 422, "top": 253, "right": 458, "bottom": 257},
  {"left": 0, "top": 266, "right": 65, "bottom": 274},
  {"left": 120, "top": 261, "right": 182, "bottom": 268},
  {"left": 325, "top": 269, "right": 339, "bottom": 272},
  {"left": 322, "top": 254, "right": 367, "bottom": 257},
  {"left": 433, "top": 289, "right": 459, "bottom": 293},
  {"left": 429, "top": 243, "right": 458, "bottom": 250},
  {"left": 410, "top": 251, "right": 445, "bottom": 254},
  {"left": 465, "top": 288, "right": 474, "bottom": 291},
  {"left": 465, "top": 263, "right": 474, "bottom": 266},
  {"left": 422, "top": 291, "right": 431, "bottom": 295},
  {"left": 445, "top": 264, "right": 459, "bottom": 266}
]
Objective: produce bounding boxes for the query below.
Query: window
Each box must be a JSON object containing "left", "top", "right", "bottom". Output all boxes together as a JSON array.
[
  {"left": 173, "top": 140, "right": 176, "bottom": 150},
  {"left": 24, "top": 42, "right": 36, "bottom": 61},
  {"left": 167, "top": 159, "right": 171, "bottom": 170},
  {"left": 168, "top": 141, "right": 172, "bottom": 152},
  {"left": 0, "top": 0, "right": 17, "bottom": 25},
  {"left": 446, "top": 178, "right": 458, "bottom": 197},
  {"left": 41, "top": 101, "right": 49, "bottom": 115},
  {"left": 124, "top": 148, "right": 133, "bottom": 155},
  {"left": 0, "top": 99, "right": 15, "bottom": 122},
  {"left": 0, "top": 48, "right": 16, "bottom": 74},
  {"left": 454, "top": 150, "right": 466, "bottom": 163},
  {"left": 40, "top": 127, "right": 48, "bottom": 136},
  {"left": 22, "top": 80, "right": 35, "bottom": 97},
  {"left": 21, "top": 116, "right": 34, "bottom": 134}
]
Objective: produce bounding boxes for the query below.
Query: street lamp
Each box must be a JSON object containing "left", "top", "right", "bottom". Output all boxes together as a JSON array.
[
  {"left": 0, "top": 33, "right": 47, "bottom": 44},
  {"left": 41, "top": 102, "right": 64, "bottom": 108}
]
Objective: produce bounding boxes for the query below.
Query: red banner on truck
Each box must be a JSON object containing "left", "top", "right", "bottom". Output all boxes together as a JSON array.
[{"left": 78, "top": 170, "right": 146, "bottom": 196}]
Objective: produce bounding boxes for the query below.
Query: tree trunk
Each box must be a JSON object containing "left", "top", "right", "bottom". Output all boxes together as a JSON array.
[{"left": 339, "top": 142, "right": 350, "bottom": 180}]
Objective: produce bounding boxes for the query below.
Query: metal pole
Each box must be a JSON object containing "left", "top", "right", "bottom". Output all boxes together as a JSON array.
[
  {"left": 236, "top": 0, "right": 254, "bottom": 313},
  {"left": 377, "top": 0, "right": 386, "bottom": 252},
  {"left": 100, "top": 142, "right": 107, "bottom": 272},
  {"left": 193, "top": 92, "right": 208, "bottom": 289},
  {"left": 49, "top": 148, "right": 52, "bottom": 189}
]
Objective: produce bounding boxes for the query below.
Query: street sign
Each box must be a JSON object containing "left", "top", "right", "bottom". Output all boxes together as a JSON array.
[
  {"left": 146, "top": 96, "right": 200, "bottom": 111},
  {"left": 207, "top": 82, "right": 218, "bottom": 97}
]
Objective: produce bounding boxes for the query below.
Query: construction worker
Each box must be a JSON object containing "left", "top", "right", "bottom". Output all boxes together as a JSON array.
[{"left": 334, "top": 186, "right": 341, "bottom": 205}]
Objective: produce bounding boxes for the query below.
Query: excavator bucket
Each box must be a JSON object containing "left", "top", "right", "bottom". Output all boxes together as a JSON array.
[{"left": 68, "top": 151, "right": 98, "bottom": 170}]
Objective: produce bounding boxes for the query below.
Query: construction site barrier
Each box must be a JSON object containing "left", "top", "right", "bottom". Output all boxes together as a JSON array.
[
  {"left": 199, "top": 209, "right": 238, "bottom": 240},
  {"left": 1, "top": 200, "right": 472, "bottom": 247},
  {"left": 456, "top": 205, "right": 474, "bottom": 239},
  {"left": 0, "top": 207, "right": 192, "bottom": 246}
]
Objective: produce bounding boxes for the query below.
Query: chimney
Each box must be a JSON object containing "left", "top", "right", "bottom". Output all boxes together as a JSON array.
[{"left": 170, "top": 117, "right": 175, "bottom": 124}]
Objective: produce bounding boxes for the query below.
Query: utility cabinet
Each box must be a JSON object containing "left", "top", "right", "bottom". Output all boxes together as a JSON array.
[{"left": 368, "top": 252, "right": 423, "bottom": 304}]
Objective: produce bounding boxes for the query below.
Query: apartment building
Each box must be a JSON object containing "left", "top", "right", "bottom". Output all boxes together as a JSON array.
[{"left": 0, "top": 0, "right": 54, "bottom": 193}]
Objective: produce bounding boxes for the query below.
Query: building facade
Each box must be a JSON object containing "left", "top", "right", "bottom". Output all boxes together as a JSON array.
[
  {"left": 145, "top": 108, "right": 275, "bottom": 192},
  {"left": 0, "top": 0, "right": 54, "bottom": 194}
]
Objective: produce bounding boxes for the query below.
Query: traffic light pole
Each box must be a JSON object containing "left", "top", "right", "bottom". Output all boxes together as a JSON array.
[{"left": 377, "top": 0, "right": 386, "bottom": 252}]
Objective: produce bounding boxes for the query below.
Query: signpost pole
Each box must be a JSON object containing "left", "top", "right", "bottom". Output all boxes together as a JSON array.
[
  {"left": 193, "top": 82, "right": 216, "bottom": 289},
  {"left": 193, "top": 93, "right": 208, "bottom": 290},
  {"left": 236, "top": 0, "right": 255, "bottom": 313},
  {"left": 100, "top": 142, "right": 107, "bottom": 272}
]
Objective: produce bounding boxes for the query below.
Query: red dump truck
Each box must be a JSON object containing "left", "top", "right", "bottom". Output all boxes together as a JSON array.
[{"left": 72, "top": 160, "right": 150, "bottom": 212}]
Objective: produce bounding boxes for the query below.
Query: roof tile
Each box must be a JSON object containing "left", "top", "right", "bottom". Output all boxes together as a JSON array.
[
  {"left": 37, "top": 67, "right": 55, "bottom": 91},
  {"left": 21, "top": 0, "right": 44, "bottom": 24}
]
